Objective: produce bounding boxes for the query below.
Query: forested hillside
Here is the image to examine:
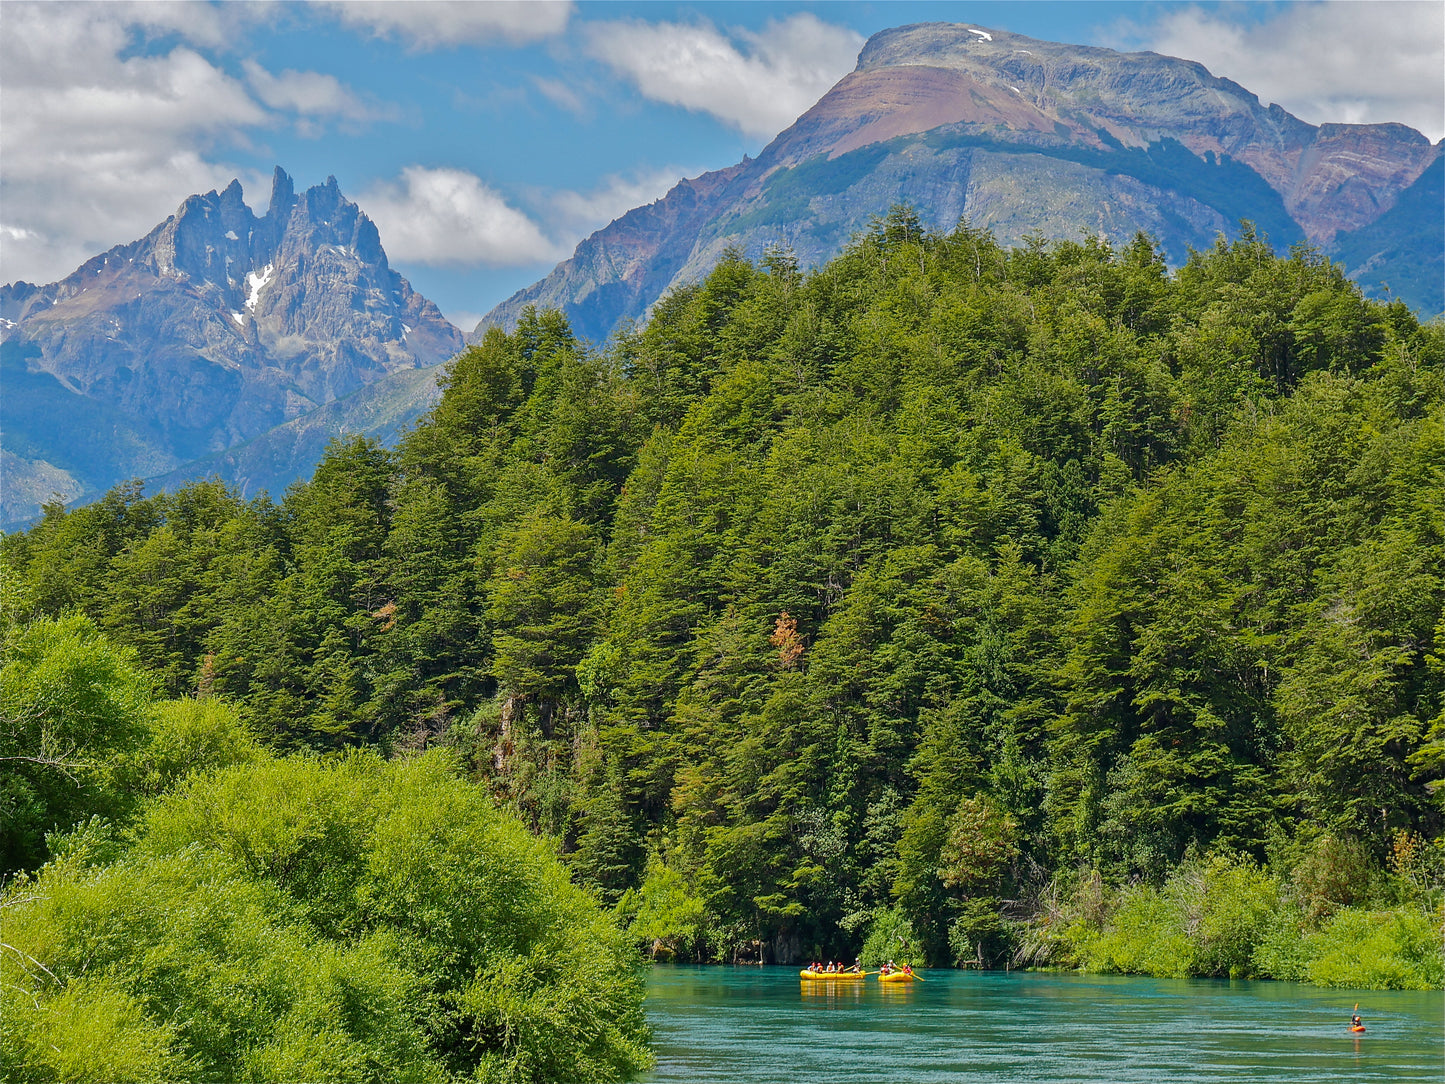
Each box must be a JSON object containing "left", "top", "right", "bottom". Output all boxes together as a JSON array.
[{"left": 5, "top": 213, "right": 1442, "bottom": 990}]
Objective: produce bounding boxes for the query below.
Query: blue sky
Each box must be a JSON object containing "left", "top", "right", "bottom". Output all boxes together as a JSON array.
[{"left": 2, "top": 2, "right": 1441, "bottom": 329}]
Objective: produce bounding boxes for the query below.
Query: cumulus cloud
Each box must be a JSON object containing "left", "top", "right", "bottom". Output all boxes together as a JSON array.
[
  {"left": 0, "top": 2, "right": 390, "bottom": 286},
  {"left": 1118, "top": 1, "right": 1444, "bottom": 141},
  {"left": 243, "top": 60, "right": 389, "bottom": 121},
  {"left": 0, "top": 3, "right": 264, "bottom": 283},
  {"left": 322, "top": 0, "right": 573, "bottom": 49},
  {"left": 359, "top": 166, "right": 566, "bottom": 267},
  {"left": 549, "top": 168, "right": 687, "bottom": 236},
  {"left": 583, "top": 14, "right": 863, "bottom": 138}
]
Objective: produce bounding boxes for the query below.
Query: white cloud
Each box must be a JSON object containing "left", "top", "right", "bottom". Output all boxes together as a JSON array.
[
  {"left": 358, "top": 166, "right": 690, "bottom": 274},
  {"left": 549, "top": 168, "right": 688, "bottom": 235},
  {"left": 1118, "top": 1, "right": 1444, "bottom": 141},
  {"left": 243, "top": 60, "right": 392, "bottom": 124},
  {"left": 0, "top": 4, "right": 265, "bottom": 283},
  {"left": 532, "top": 75, "right": 587, "bottom": 116},
  {"left": 0, "top": 2, "right": 394, "bottom": 286},
  {"left": 323, "top": 0, "right": 573, "bottom": 49},
  {"left": 358, "top": 166, "right": 565, "bottom": 267},
  {"left": 583, "top": 14, "right": 863, "bottom": 139}
]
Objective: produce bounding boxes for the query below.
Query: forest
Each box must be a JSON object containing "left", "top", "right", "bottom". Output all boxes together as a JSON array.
[{"left": 3, "top": 213, "right": 1442, "bottom": 1076}]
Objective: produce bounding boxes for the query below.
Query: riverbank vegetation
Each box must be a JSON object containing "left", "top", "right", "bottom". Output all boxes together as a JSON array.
[
  {"left": 0, "top": 621, "right": 650, "bottom": 1081},
  {"left": 4, "top": 214, "right": 1442, "bottom": 1003}
]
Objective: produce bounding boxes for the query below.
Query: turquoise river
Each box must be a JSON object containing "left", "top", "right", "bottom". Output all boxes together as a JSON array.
[{"left": 641, "top": 966, "right": 1442, "bottom": 1082}]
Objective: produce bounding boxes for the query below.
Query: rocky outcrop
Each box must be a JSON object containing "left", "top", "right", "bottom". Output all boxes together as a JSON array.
[
  {"left": 1, "top": 168, "right": 463, "bottom": 522},
  {"left": 476, "top": 22, "right": 1440, "bottom": 342}
]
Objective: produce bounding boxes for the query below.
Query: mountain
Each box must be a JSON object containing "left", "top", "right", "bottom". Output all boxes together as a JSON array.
[
  {"left": 142, "top": 363, "right": 445, "bottom": 506},
  {"left": 0, "top": 168, "right": 463, "bottom": 525},
  {"left": 478, "top": 22, "right": 1441, "bottom": 343}
]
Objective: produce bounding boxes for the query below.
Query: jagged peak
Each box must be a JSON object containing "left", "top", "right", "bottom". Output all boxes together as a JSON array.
[{"left": 267, "top": 166, "right": 296, "bottom": 220}]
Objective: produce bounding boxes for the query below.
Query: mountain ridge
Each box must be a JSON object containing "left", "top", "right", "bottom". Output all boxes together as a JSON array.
[
  {"left": 1, "top": 168, "right": 463, "bottom": 524},
  {"left": 475, "top": 22, "right": 1440, "bottom": 343}
]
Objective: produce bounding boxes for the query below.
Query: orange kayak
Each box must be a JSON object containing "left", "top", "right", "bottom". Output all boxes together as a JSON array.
[
  {"left": 800, "top": 969, "right": 865, "bottom": 979},
  {"left": 1349, "top": 1025, "right": 1366, "bottom": 1033}
]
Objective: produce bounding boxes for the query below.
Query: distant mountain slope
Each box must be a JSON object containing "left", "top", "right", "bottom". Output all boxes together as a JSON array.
[
  {"left": 477, "top": 22, "right": 1440, "bottom": 342},
  {"left": 0, "top": 168, "right": 463, "bottom": 524},
  {"left": 1328, "top": 155, "right": 1444, "bottom": 316},
  {"left": 140, "top": 362, "right": 447, "bottom": 510}
]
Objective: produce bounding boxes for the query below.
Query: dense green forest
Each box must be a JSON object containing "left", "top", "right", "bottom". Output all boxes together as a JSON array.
[{"left": 4, "top": 214, "right": 1443, "bottom": 1065}]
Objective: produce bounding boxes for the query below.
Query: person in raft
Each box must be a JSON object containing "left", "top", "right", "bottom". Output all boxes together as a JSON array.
[{"left": 881, "top": 960, "right": 894, "bottom": 975}]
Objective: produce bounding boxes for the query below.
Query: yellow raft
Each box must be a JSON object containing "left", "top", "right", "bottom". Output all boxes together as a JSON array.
[
  {"left": 800, "top": 969, "right": 865, "bottom": 980},
  {"left": 878, "top": 971, "right": 916, "bottom": 983}
]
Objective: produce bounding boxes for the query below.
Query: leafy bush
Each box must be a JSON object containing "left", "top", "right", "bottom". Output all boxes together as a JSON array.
[
  {"left": 1307, "top": 907, "right": 1445, "bottom": 990},
  {"left": 618, "top": 859, "right": 709, "bottom": 960},
  {"left": 1, "top": 850, "right": 433, "bottom": 1082},
  {"left": 0, "top": 613, "right": 151, "bottom": 871},
  {"left": 122, "top": 697, "right": 261, "bottom": 798},
  {"left": 1077, "top": 883, "right": 1192, "bottom": 978},
  {"left": 1176, "top": 854, "right": 1279, "bottom": 978},
  {"left": 1074, "top": 855, "right": 1279, "bottom": 979},
  {"left": 860, "top": 906, "right": 924, "bottom": 967},
  {"left": 2, "top": 750, "right": 653, "bottom": 1083},
  {"left": 1292, "top": 835, "right": 1376, "bottom": 921},
  {"left": 1250, "top": 903, "right": 1313, "bottom": 981}
]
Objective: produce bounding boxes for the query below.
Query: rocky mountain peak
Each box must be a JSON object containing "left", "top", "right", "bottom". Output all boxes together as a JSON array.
[
  {"left": 475, "top": 20, "right": 1439, "bottom": 346},
  {"left": 267, "top": 166, "right": 297, "bottom": 220},
  {"left": 1, "top": 168, "right": 463, "bottom": 524}
]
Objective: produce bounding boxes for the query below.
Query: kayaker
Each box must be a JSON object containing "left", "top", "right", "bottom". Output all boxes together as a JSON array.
[{"left": 1351, "top": 1010, "right": 1363, "bottom": 1030}]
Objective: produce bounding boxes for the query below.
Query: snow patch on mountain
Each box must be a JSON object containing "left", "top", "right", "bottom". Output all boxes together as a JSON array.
[{"left": 245, "top": 264, "right": 274, "bottom": 311}]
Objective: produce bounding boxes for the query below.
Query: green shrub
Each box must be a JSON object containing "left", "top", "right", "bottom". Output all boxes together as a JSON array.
[
  {"left": 619, "top": 858, "right": 709, "bottom": 960},
  {"left": 2, "top": 750, "right": 654, "bottom": 1083},
  {"left": 860, "top": 906, "right": 924, "bottom": 967},
  {"left": 0, "top": 850, "right": 434, "bottom": 1083},
  {"left": 1079, "top": 884, "right": 1193, "bottom": 978},
  {"left": 123, "top": 697, "right": 261, "bottom": 798},
  {"left": 1292, "top": 835, "right": 1376, "bottom": 921},
  {"left": 1250, "top": 903, "right": 1313, "bottom": 981},
  {"left": 1308, "top": 907, "right": 1445, "bottom": 990},
  {"left": 1176, "top": 854, "right": 1279, "bottom": 977},
  {"left": 0, "top": 613, "right": 151, "bottom": 871}
]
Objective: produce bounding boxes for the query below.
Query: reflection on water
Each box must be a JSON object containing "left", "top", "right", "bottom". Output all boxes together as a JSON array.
[
  {"left": 800, "top": 979, "right": 866, "bottom": 1005},
  {"left": 643, "top": 966, "right": 1444, "bottom": 1083}
]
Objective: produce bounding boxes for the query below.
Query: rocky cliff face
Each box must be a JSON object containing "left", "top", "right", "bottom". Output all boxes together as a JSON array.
[
  {"left": 1, "top": 169, "right": 463, "bottom": 523},
  {"left": 477, "top": 22, "right": 1441, "bottom": 343}
]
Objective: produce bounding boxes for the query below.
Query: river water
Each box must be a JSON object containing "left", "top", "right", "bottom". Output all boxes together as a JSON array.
[{"left": 641, "top": 965, "right": 1442, "bottom": 1082}]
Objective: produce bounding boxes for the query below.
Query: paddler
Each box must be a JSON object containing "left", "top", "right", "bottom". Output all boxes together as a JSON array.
[{"left": 1350, "top": 1007, "right": 1364, "bottom": 1031}]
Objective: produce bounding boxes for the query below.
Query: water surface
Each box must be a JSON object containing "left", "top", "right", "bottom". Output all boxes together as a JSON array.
[{"left": 643, "top": 965, "right": 1442, "bottom": 1082}]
